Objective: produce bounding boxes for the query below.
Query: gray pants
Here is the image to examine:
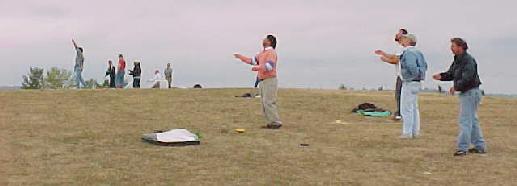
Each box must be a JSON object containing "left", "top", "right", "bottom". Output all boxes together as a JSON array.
[
  {"left": 395, "top": 76, "right": 402, "bottom": 116},
  {"left": 259, "top": 78, "right": 281, "bottom": 124}
]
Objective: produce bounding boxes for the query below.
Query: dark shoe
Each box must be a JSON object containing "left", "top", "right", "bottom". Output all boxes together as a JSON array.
[
  {"left": 468, "top": 148, "right": 486, "bottom": 154},
  {"left": 262, "top": 123, "right": 282, "bottom": 129},
  {"left": 454, "top": 150, "right": 467, "bottom": 157}
]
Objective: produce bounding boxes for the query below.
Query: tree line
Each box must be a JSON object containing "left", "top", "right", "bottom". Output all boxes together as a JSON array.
[{"left": 21, "top": 67, "right": 105, "bottom": 89}]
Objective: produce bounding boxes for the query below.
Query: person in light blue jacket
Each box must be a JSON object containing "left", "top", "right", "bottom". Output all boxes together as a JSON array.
[{"left": 398, "top": 34, "right": 428, "bottom": 139}]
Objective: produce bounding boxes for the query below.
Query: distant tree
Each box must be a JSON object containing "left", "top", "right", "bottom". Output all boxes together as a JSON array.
[
  {"left": 44, "top": 67, "right": 72, "bottom": 89},
  {"left": 101, "top": 79, "right": 109, "bottom": 88},
  {"left": 21, "top": 67, "right": 44, "bottom": 89},
  {"left": 84, "top": 79, "right": 100, "bottom": 89},
  {"left": 339, "top": 84, "right": 347, "bottom": 90}
]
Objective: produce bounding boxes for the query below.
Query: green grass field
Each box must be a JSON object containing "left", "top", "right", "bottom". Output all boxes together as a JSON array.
[{"left": 1, "top": 88, "right": 516, "bottom": 185}]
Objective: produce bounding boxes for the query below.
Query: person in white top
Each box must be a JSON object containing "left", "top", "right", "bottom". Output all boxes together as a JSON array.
[
  {"left": 374, "top": 28, "right": 408, "bottom": 120},
  {"left": 150, "top": 70, "right": 163, "bottom": 88}
]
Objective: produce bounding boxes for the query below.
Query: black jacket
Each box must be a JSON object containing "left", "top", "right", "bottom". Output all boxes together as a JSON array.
[
  {"left": 439, "top": 52, "right": 481, "bottom": 92},
  {"left": 129, "top": 66, "right": 141, "bottom": 77}
]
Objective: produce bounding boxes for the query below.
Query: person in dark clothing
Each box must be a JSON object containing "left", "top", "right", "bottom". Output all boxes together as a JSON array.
[
  {"left": 375, "top": 28, "right": 408, "bottom": 121},
  {"left": 433, "top": 38, "right": 486, "bottom": 157},
  {"left": 253, "top": 56, "right": 261, "bottom": 97},
  {"left": 254, "top": 76, "right": 261, "bottom": 88},
  {"left": 129, "top": 61, "right": 141, "bottom": 88},
  {"left": 105, "top": 60, "right": 116, "bottom": 88}
]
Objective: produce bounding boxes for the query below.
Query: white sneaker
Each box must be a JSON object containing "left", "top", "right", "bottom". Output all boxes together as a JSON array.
[{"left": 399, "top": 134, "right": 413, "bottom": 139}]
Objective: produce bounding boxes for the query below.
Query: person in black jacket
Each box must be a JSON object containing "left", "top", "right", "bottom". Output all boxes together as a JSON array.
[
  {"left": 105, "top": 60, "right": 116, "bottom": 88},
  {"left": 129, "top": 61, "right": 141, "bottom": 88},
  {"left": 433, "top": 38, "right": 486, "bottom": 156}
]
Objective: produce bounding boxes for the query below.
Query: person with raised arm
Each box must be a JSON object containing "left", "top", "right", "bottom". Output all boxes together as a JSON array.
[
  {"left": 374, "top": 28, "right": 408, "bottom": 121},
  {"left": 234, "top": 35, "right": 282, "bottom": 129},
  {"left": 72, "top": 39, "right": 86, "bottom": 88}
]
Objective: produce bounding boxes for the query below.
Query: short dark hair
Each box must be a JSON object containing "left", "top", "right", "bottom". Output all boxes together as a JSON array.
[
  {"left": 400, "top": 28, "right": 408, "bottom": 35},
  {"left": 119, "top": 54, "right": 123, "bottom": 58},
  {"left": 395, "top": 29, "right": 408, "bottom": 42},
  {"left": 266, "top": 35, "right": 277, "bottom": 49},
  {"left": 451, "top": 38, "right": 468, "bottom": 50}
]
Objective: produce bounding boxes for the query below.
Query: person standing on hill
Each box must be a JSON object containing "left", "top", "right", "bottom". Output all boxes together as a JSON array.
[
  {"left": 129, "top": 61, "right": 141, "bottom": 88},
  {"left": 116, "top": 54, "right": 126, "bottom": 88},
  {"left": 433, "top": 38, "right": 486, "bottom": 156},
  {"left": 164, "top": 63, "right": 173, "bottom": 88},
  {"left": 72, "top": 39, "right": 86, "bottom": 88},
  {"left": 105, "top": 60, "right": 116, "bottom": 88},
  {"left": 150, "top": 70, "right": 163, "bottom": 88},
  {"left": 375, "top": 28, "right": 408, "bottom": 121},
  {"left": 234, "top": 34, "right": 282, "bottom": 129},
  {"left": 398, "top": 34, "right": 428, "bottom": 139}
]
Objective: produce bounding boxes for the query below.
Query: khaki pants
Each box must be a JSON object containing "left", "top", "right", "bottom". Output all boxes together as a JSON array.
[{"left": 259, "top": 78, "right": 281, "bottom": 124}]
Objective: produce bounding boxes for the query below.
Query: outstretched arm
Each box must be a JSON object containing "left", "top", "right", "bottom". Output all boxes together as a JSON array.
[
  {"left": 233, "top": 53, "right": 253, "bottom": 64},
  {"left": 433, "top": 63, "right": 455, "bottom": 81},
  {"left": 380, "top": 56, "right": 399, "bottom": 64},
  {"left": 375, "top": 50, "right": 399, "bottom": 64},
  {"left": 72, "top": 39, "right": 78, "bottom": 49}
]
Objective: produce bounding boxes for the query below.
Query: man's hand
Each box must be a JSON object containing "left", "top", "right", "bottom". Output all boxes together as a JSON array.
[
  {"left": 374, "top": 50, "right": 386, "bottom": 56},
  {"left": 449, "top": 87, "right": 455, "bottom": 95},
  {"left": 233, "top": 53, "right": 242, "bottom": 59},
  {"left": 433, "top": 74, "right": 442, "bottom": 80}
]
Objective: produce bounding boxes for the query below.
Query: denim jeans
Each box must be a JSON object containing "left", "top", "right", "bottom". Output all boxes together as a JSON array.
[
  {"left": 74, "top": 68, "right": 86, "bottom": 88},
  {"left": 116, "top": 71, "right": 125, "bottom": 88},
  {"left": 457, "top": 88, "right": 486, "bottom": 151},
  {"left": 400, "top": 81, "right": 421, "bottom": 137}
]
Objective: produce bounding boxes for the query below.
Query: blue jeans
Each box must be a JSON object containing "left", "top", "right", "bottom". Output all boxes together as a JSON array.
[
  {"left": 401, "top": 81, "right": 421, "bottom": 137},
  {"left": 457, "top": 88, "right": 486, "bottom": 151},
  {"left": 74, "top": 68, "right": 86, "bottom": 88},
  {"left": 116, "top": 71, "right": 125, "bottom": 88}
]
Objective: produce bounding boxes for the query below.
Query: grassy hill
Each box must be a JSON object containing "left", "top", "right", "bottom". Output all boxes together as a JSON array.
[{"left": 1, "top": 88, "right": 516, "bottom": 185}]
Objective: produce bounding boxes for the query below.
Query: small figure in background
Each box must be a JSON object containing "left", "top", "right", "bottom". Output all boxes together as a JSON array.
[
  {"left": 72, "top": 39, "right": 86, "bottom": 88},
  {"left": 116, "top": 54, "right": 126, "bottom": 88},
  {"left": 129, "top": 61, "right": 141, "bottom": 88},
  {"left": 105, "top": 60, "right": 116, "bottom": 88},
  {"left": 164, "top": 63, "right": 174, "bottom": 88},
  {"left": 150, "top": 70, "right": 163, "bottom": 88}
]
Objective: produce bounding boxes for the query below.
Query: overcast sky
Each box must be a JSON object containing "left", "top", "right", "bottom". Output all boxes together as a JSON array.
[{"left": 1, "top": 0, "right": 516, "bottom": 93}]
